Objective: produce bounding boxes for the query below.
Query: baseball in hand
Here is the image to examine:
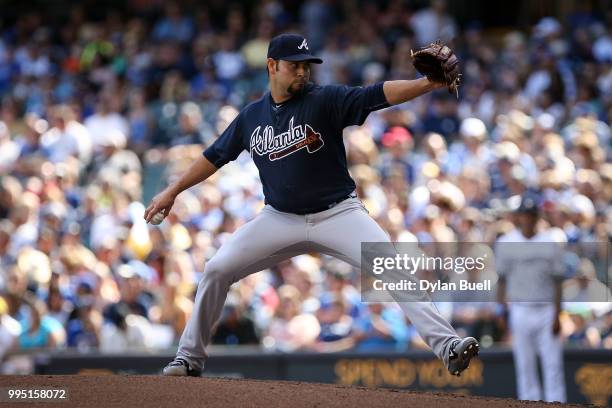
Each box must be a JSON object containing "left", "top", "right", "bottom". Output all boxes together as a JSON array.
[{"left": 149, "top": 212, "right": 165, "bottom": 225}]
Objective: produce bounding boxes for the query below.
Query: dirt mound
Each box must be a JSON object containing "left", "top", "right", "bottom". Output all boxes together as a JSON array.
[{"left": 0, "top": 375, "right": 580, "bottom": 407}]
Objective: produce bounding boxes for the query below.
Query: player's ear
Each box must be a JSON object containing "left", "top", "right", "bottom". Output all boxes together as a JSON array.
[{"left": 266, "top": 58, "right": 277, "bottom": 77}]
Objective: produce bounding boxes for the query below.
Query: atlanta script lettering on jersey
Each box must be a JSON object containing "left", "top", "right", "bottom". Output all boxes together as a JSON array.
[{"left": 249, "top": 116, "right": 324, "bottom": 161}]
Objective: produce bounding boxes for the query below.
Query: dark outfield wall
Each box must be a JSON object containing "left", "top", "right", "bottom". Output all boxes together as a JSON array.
[{"left": 34, "top": 348, "right": 611, "bottom": 405}]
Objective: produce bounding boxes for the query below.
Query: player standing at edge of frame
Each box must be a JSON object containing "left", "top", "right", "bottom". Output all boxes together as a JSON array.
[
  {"left": 144, "top": 33, "right": 479, "bottom": 377},
  {"left": 496, "top": 194, "right": 567, "bottom": 402}
]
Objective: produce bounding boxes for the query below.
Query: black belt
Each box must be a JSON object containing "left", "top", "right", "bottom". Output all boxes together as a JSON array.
[{"left": 307, "top": 192, "right": 358, "bottom": 214}]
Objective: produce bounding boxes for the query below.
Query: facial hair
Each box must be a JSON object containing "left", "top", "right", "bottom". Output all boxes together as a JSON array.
[{"left": 287, "top": 80, "right": 306, "bottom": 95}]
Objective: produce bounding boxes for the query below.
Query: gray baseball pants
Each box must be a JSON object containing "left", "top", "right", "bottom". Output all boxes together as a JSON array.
[{"left": 176, "top": 197, "right": 460, "bottom": 370}]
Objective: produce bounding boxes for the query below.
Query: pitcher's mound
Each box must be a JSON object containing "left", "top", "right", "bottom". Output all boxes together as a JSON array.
[{"left": 0, "top": 375, "right": 579, "bottom": 407}]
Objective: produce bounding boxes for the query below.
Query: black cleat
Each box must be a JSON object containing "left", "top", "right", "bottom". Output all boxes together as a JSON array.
[
  {"left": 447, "top": 337, "right": 479, "bottom": 376},
  {"left": 162, "top": 358, "right": 202, "bottom": 377}
]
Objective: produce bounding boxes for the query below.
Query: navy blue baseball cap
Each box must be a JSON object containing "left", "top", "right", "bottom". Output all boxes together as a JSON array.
[
  {"left": 267, "top": 34, "right": 323, "bottom": 64},
  {"left": 516, "top": 193, "right": 540, "bottom": 214}
]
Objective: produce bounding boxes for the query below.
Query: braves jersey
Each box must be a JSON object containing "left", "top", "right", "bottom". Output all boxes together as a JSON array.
[{"left": 204, "top": 82, "right": 389, "bottom": 214}]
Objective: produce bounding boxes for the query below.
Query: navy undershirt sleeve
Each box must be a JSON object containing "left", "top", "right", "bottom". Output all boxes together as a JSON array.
[
  {"left": 203, "top": 113, "right": 245, "bottom": 168},
  {"left": 325, "top": 81, "right": 390, "bottom": 128}
]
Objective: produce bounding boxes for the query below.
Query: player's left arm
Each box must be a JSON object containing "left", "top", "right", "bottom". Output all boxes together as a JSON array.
[
  {"left": 383, "top": 78, "right": 444, "bottom": 105},
  {"left": 550, "top": 243, "right": 565, "bottom": 336},
  {"left": 552, "top": 280, "right": 562, "bottom": 335},
  {"left": 328, "top": 78, "right": 442, "bottom": 128}
]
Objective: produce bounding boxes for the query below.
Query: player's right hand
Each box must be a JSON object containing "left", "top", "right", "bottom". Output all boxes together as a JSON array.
[
  {"left": 144, "top": 188, "right": 177, "bottom": 223},
  {"left": 552, "top": 314, "right": 561, "bottom": 336}
]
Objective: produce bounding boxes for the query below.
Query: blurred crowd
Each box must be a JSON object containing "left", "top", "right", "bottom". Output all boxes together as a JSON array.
[{"left": 0, "top": 0, "right": 611, "bottom": 367}]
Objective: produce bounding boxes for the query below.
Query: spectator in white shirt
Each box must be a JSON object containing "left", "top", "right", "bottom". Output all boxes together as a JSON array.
[
  {"left": 0, "top": 121, "right": 19, "bottom": 174},
  {"left": 84, "top": 94, "right": 129, "bottom": 152},
  {"left": 41, "top": 105, "right": 92, "bottom": 166}
]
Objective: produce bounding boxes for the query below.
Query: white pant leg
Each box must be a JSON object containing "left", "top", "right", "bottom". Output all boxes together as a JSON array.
[
  {"left": 537, "top": 305, "right": 566, "bottom": 403},
  {"left": 510, "top": 305, "right": 542, "bottom": 401},
  {"left": 308, "top": 198, "right": 460, "bottom": 366},
  {"left": 177, "top": 206, "right": 308, "bottom": 369}
]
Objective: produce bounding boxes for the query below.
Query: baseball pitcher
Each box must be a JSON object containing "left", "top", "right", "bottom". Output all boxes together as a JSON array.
[{"left": 144, "top": 34, "right": 478, "bottom": 377}]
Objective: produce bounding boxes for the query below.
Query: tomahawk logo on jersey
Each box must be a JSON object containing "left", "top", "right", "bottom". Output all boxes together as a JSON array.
[{"left": 249, "top": 117, "right": 324, "bottom": 161}]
